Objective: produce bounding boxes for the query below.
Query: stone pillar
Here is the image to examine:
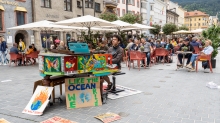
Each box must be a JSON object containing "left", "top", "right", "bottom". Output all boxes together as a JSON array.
[
  {"left": 34, "top": 31, "right": 42, "bottom": 51},
  {"left": 63, "top": 32, "right": 67, "bottom": 44}
]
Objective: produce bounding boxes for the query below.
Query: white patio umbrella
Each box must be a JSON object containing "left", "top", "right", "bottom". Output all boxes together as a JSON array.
[
  {"left": 173, "top": 30, "right": 192, "bottom": 34},
  {"left": 121, "top": 23, "right": 155, "bottom": 31},
  {"left": 102, "top": 20, "right": 138, "bottom": 32},
  {"left": 191, "top": 29, "right": 204, "bottom": 33},
  {"left": 55, "top": 15, "right": 117, "bottom": 41},
  {"left": 8, "top": 20, "right": 74, "bottom": 49}
]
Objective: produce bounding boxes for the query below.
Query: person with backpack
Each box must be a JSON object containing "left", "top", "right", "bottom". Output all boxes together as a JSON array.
[{"left": 0, "top": 36, "right": 7, "bottom": 65}]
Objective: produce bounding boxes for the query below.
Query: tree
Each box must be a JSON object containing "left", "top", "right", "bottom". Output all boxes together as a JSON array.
[
  {"left": 99, "top": 12, "right": 118, "bottom": 22},
  {"left": 120, "top": 13, "right": 142, "bottom": 24},
  {"left": 150, "top": 24, "right": 161, "bottom": 35},
  {"left": 179, "top": 25, "right": 189, "bottom": 31},
  {"left": 162, "top": 23, "right": 178, "bottom": 35},
  {"left": 202, "top": 25, "right": 220, "bottom": 58}
]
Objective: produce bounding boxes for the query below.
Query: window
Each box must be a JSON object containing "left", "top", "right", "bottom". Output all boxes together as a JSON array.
[
  {"left": 64, "top": 0, "right": 72, "bottom": 11},
  {"left": 41, "top": 0, "right": 51, "bottom": 8},
  {"left": 128, "top": 10, "right": 132, "bottom": 14},
  {"left": 133, "top": 0, "right": 135, "bottom": 6},
  {"left": 85, "top": 0, "right": 93, "bottom": 8},
  {"left": 137, "top": 0, "right": 139, "bottom": 8},
  {"left": 194, "top": 18, "right": 196, "bottom": 21},
  {"left": 122, "top": 0, "right": 125, "bottom": 4},
  {"left": 16, "top": 11, "right": 25, "bottom": 26},
  {"left": 116, "top": 0, "right": 119, "bottom": 3},
  {"left": 117, "top": 8, "right": 120, "bottom": 16},
  {"left": 77, "top": 1, "right": 81, "bottom": 7},
  {"left": 122, "top": 9, "right": 125, "bottom": 16},
  {"left": 77, "top": 15, "right": 81, "bottom": 17},
  {"left": 95, "top": 3, "right": 100, "bottom": 12},
  {"left": 150, "top": 5, "right": 153, "bottom": 11},
  {"left": 194, "top": 23, "right": 196, "bottom": 26},
  {"left": 0, "top": 11, "right": 3, "bottom": 31},
  {"left": 128, "top": 0, "right": 132, "bottom": 4}
]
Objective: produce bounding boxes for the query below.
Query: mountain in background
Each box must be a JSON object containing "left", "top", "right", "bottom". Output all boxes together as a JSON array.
[{"left": 171, "top": 0, "right": 220, "bottom": 19}]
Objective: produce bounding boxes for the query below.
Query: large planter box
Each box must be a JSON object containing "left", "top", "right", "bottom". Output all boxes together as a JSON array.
[{"left": 207, "top": 59, "right": 216, "bottom": 68}]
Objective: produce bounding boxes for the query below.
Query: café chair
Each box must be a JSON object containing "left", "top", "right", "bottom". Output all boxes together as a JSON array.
[
  {"left": 196, "top": 53, "right": 213, "bottom": 73},
  {"left": 9, "top": 53, "right": 22, "bottom": 66}
]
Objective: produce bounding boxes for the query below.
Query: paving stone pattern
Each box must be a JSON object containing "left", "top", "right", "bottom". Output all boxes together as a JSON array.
[{"left": 0, "top": 55, "right": 220, "bottom": 123}]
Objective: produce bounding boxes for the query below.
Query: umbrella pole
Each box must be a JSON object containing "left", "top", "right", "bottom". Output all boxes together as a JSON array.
[
  {"left": 45, "top": 30, "right": 48, "bottom": 53},
  {"left": 88, "top": 27, "right": 91, "bottom": 43}
]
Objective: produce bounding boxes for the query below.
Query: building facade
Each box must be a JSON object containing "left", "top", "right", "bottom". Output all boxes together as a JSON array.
[
  {"left": 166, "top": 9, "right": 179, "bottom": 25},
  {"left": 141, "top": 0, "right": 148, "bottom": 25},
  {"left": 1, "top": 0, "right": 32, "bottom": 47},
  {"left": 184, "top": 10, "right": 209, "bottom": 31},
  {"left": 115, "top": 0, "right": 141, "bottom": 17},
  {"left": 209, "top": 16, "right": 219, "bottom": 26},
  {"left": 148, "top": 0, "right": 166, "bottom": 27},
  {"left": 32, "top": 0, "right": 104, "bottom": 49}
]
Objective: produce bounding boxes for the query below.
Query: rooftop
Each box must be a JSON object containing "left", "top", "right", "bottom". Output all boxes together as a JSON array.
[{"left": 185, "top": 10, "right": 209, "bottom": 17}]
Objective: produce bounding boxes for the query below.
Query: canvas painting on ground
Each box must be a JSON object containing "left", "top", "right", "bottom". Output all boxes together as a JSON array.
[
  {"left": 95, "top": 112, "right": 121, "bottom": 123},
  {"left": 104, "top": 84, "right": 142, "bottom": 100},
  {"left": 0, "top": 118, "right": 10, "bottom": 123},
  {"left": 40, "top": 116, "right": 77, "bottom": 123},
  {"left": 22, "top": 86, "right": 53, "bottom": 115}
]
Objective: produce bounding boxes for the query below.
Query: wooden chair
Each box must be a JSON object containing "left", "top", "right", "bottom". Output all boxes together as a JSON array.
[
  {"left": 129, "top": 51, "right": 146, "bottom": 71},
  {"left": 196, "top": 54, "right": 213, "bottom": 73},
  {"left": 154, "top": 48, "right": 169, "bottom": 64},
  {"left": 9, "top": 53, "right": 22, "bottom": 66},
  {"left": 26, "top": 51, "right": 40, "bottom": 65}
]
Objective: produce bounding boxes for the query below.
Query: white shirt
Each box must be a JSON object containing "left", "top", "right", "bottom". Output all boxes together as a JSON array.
[{"left": 202, "top": 45, "right": 213, "bottom": 54}]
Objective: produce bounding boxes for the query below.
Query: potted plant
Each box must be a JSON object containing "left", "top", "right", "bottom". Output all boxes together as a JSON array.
[
  {"left": 202, "top": 25, "right": 220, "bottom": 68},
  {"left": 140, "top": 46, "right": 144, "bottom": 52},
  {"left": 181, "top": 46, "right": 188, "bottom": 52}
]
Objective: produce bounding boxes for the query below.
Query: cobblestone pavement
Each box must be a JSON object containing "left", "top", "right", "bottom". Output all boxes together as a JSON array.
[{"left": 0, "top": 55, "right": 220, "bottom": 123}]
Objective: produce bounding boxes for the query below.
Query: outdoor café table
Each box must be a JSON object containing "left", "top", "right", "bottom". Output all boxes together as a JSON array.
[{"left": 176, "top": 51, "right": 192, "bottom": 70}]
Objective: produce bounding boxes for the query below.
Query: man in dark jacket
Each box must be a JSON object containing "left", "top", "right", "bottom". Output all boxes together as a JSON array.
[
  {"left": 100, "top": 35, "right": 123, "bottom": 92},
  {"left": 177, "top": 39, "right": 195, "bottom": 67},
  {"left": 190, "top": 37, "right": 200, "bottom": 47}
]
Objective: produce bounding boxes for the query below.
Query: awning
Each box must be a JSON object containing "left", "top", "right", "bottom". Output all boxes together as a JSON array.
[
  {"left": 0, "top": 5, "right": 5, "bottom": 11},
  {"left": 14, "top": 6, "right": 27, "bottom": 12}
]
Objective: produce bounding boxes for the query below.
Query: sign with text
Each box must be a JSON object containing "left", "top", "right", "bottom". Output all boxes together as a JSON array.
[
  {"left": 65, "top": 77, "right": 102, "bottom": 109},
  {"left": 95, "top": 112, "right": 121, "bottom": 123},
  {"left": 22, "top": 86, "right": 53, "bottom": 115},
  {"left": 40, "top": 116, "right": 77, "bottom": 123}
]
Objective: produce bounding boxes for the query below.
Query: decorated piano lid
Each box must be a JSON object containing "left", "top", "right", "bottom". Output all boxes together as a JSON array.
[{"left": 39, "top": 52, "right": 71, "bottom": 57}]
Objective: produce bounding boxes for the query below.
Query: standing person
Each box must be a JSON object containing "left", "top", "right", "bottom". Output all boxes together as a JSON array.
[
  {"left": 100, "top": 35, "right": 123, "bottom": 93},
  {"left": 56, "top": 41, "right": 66, "bottom": 50},
  {"left": 0, "top": 36, "right": 7, "bottom": 65},
  {"left": 18, "top": 39, "right": 25, "bottom": 52},
  {"left": 171, "top": 39, "right": 177, "bottom": 47},
  {"left": 141, "top": 38, "right": 153, "bottom": 67}
]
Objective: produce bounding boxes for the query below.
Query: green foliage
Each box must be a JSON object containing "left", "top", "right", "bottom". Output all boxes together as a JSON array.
[
  {"left": 119, "top": 31, "right": 127, "bottom": 46},
  {"left": 99, "top": 12, "right": 118, "bottom": 22},
  {"left": 202, "top": 25, "right": 220, "bottom": 58},
  {"left": 172, "top": 0, "right": 220, "bottom": 20},
  {"left": 162, "top": 23, "right": 178, "bottom": 35},
  {"left": 120, "top": 13, "right": 142, "bottom": 24},
  {"left": 179, "top": 25, "right": 189, "bottom": 31},
  {"left": 150, "top": 24, "right": 161, "bottom": 35}
]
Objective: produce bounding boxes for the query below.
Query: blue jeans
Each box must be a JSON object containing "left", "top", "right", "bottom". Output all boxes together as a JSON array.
[
  {"left": 0, "top": 51, "right": 6, "bottom": 64},
  {"left": 142, "top": 52, "right": 151, "bottom": 65},
  {"left": 190, "top": 54, "right": 198, "bottom": 67}
]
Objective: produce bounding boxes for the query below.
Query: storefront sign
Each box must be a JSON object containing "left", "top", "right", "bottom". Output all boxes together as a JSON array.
[
  {"left": 65, "top": 77, "right": 102, "bottom": 109},
  {"left": 46, "top": 14, "right": 59, "bottom": 19},
  {"left": 0, "top": 0, "right": 18, "bottom": 6}
]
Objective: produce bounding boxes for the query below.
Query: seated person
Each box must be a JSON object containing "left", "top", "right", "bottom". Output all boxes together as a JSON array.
[
  {"left": 100, "top": 42, "right": 109, "bottom": 51},
  {"left": 190, "top": 37, "right": 200, "bottom": 48},
  {"left": 186, "top": 40, "right": 213, "bottom": 72},
  {"left": 10, "top": 43, "right": 21, "bottom": 65},
  {"left": 155, "top": 40, "right": 161, "bottom": 48},
  {"left": 56, "top": 41, "right": 66, "bottom": 50},
  {"left": 32, "top": 44, "right": 37, "bottom": 51},
  {"left": 171, "top": 39, "right": 177, "bottom": 47},
  {"left": 131, "top": 38, "right": 141, "bottom": 51},
  {"left": 177, "top": 39, "right": 195, "bottom": 67},
  {"left": 100, "top": 35, "right": 123, "bottom": 94},
  {"left": 26, "top": 45, "right": 34, "bottom": 55}
]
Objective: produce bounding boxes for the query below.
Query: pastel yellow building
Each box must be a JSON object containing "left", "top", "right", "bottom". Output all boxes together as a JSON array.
[{"left": 184, "top": 10, "right": 209, "bottom": 31}]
